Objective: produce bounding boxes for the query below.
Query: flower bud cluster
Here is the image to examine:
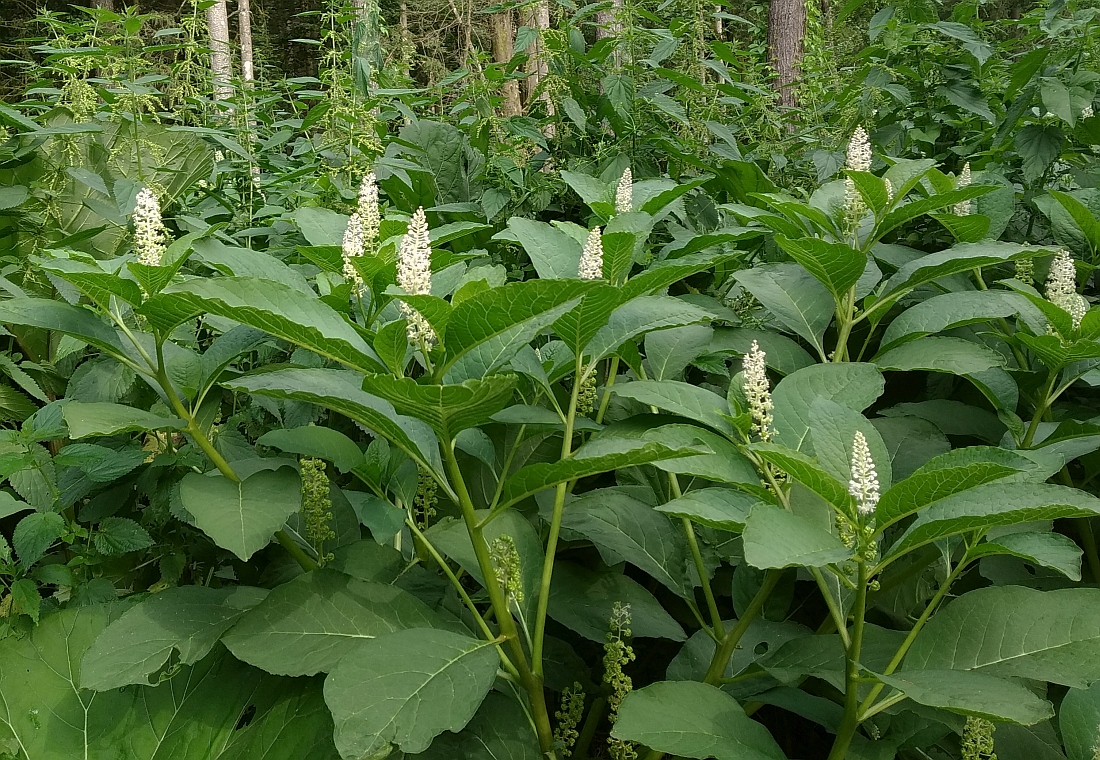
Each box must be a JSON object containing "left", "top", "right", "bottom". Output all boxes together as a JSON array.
[
  {"left": 578, "top": 227, "right": 604, "bottom": 280},
  {"left": 397, "top": 208, "right": 437, "bottom": 347},
  {"left": 615, "top": 168, "right": 633, "bottom": 215},
  {"left": 742, "top": 341, "right": 773, "bottom": 442},
  {"left": 132, "top": 188, "right": 168, "bottom": 267}
]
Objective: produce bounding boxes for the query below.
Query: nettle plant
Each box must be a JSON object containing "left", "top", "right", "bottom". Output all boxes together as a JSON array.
[{"left": 2, "top": 128, "right": 1100, "bottom": 760}]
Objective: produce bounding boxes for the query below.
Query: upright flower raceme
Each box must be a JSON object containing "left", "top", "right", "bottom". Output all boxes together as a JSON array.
[
  {"left": 615, "top": 167, "right": 633, "bottom": 215},
  {"left": 742, "top": 340, "right": 773, "bottom": 442},
  {"left": 844, "top": 126, "right": 872, "bottom": 224},
  {"left": 848, "top": 431, "right": 880, "bottom": 516},
  {"left": 341, "top": 212, "right": 365, "bottom": 292},
  {"left": 1046, "top": 249, "right": 1088, "bottom": 330},
  {"left": 357, "top": 171, "right": 381, "bottom": 251},
  {"left": 578, "top": 227, "right": 604, "bottom": 280},
  {"left": 397, "top": 207, "right": 436, "bottom": 347},
  {"left": 132, "top": 187, "right": 168, "bottom": 267},
  {"left": 953, "top": 162, "right": 973, "bottom": 217}
]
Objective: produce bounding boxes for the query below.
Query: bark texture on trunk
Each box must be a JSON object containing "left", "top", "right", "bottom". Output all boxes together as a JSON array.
[
  {"left": 206, "top": 0, "right": 235, "bottom": 102},
  {"left": 90, "top": 0, "right": 115, "bottom": 10},
  {"left": 520, "top": 1, "right": 551, "bottom": 107},
  {"left": 238, "top": 0, "right": 255, "bottom": 82},
  {"left": 767, "top": 0, "right": 805, "bottom": 110},
  {"left": 595, "top": 0, "right": 623, "bottom": 68},
  {"left": 490, "top": 11, "right": 523, "bottom": 117}
]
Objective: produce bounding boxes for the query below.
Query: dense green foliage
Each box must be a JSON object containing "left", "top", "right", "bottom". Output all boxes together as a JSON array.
[{"left": 3, "top": 1, "right": 1100, "bottom": 758}]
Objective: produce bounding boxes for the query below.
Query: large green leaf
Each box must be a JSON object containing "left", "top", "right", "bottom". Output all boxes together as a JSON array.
[
  {"left": 561, "top": 489, "right": 695, "bottom": 598},
  {"left": 611, "top": 681, "right": 786, "bottom": 760},
  {"left": 743, "top": 503, "right": 853, "bottom": 568},
  {"left": 324, "top": 628, "right": 499, "bottom": 756},
  {"left": 707, "top": 327, "right": 816, "bottom": 376},
  {"left": 0, "top": 298, "right": 128, "bottom": 357},
  {"left": 808, "top": 397, "right": 893, "bottom": 493},
  {"left": 33, "top": 256, "right": 143, "bottom": 307},
  {"left": 62, "top": 401, "right": 184, "bottom": 439},
  {"left": 1059, "top": 681, "right": 1100, "bottom": 760},
  {"left": 506, "top": 217, "right": 583, "bottom": 279},
  {"left": 879, "top": 291, "right": 1041, "bottom": 351},
  {"left": 0, "top": 606, "right": 341, "bottom": 759},
  {"left": 875, "top": 336, "right": 1007, "bottom": 375},
  {"left": 223, "top": 368, "right": 443, "bottom": 477},
  {"left": 876, "top": 670, "right": 1052, "bottom": 725},
  {"left": 222, "top": 569, "right": 443, "bottom": 676},
  {"left": 878, "top": 242, "right": 1045, "bottom": 301},
  {"left": 548, "top": 562, "right": 686, "bottom": 642},
  {"left": 771, "top": 363, "right": 884, "bottom": 451},
  {"left": 655, "top": 488, "right": 759, "bottom": 531},
  {"left": 734, "top": 264, "right": 833, "bottom": 360},
  {"left": 80, "top": 586, "right": 267, "bottom": 691},
  {"left": 494, "top": 441, "right": 703, "bottom": 512},
  {"left": 584, "top": 296, "right": 714, "bottom": 364},
  {"left": 875, "top": 446, "right": 1030, "bottom": 528},
  {"left": 970, "top": 531, "right": 1083, "bottom": 580},
  {"left": 413, "top": 693, "right": 542, "bottom": 760},
  {"left": 153, "top": 277, "right": 383, "bottom": 372},
  {"left": 179, "top": 467, "right": 302, "bottom": 561},
  {"left": 774, "top": 236, "right": 867, "bottom": 300},
  {"left": 877, "top": 185, "right": 997, "bottom": 236},
  {"left": 442, "top": 279, "right": 591, "bottom": 382},
  {"left": 905, "top": 586, "right": 1100, "bottom": 687},
  {"left": 257, "top": 426, "right": 364, "bottom": 473},
  {"left": 611, "top": 380, "right": 734, "bottom": 437},
  {"left": 360, "top": 373, "right": 517, "bottom": 441},
  {"left": 888, "top": 482, "right": 1100, "bottom": 557}
]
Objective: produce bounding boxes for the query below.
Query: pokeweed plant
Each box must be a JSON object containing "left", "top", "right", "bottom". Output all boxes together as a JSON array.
[{"left": 3, "top": 114, "right": 1100, "bottom": 760}]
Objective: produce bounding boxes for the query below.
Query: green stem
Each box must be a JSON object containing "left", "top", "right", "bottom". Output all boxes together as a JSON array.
[
  {"left": 1022, "top": 369, "right": 1060, "bottom": 448},
  {"left": 532, "top": 356, "right": 583, "bottom": 675},
  {"left": 406, "top": 517, "right": 518, "bottom": 676},
  {"left": 442, "top": 443, "right": 555, "bottom": 754},
  {"left": 683, "top": 514, "right": 724, "bottom": 637},
  {"left": 594, "top": 356, "right": 619, "bottom": 425},
  {"left": 574, "top": 695, "right": 607, "bottom": 759},
  {"left": 832, "top": 286, "right": 857, "bottom": 362},
  {"left": 856, "top": 552, "right": 968, "bottom": 721},
  {"left": 827, "top": 561, "right": 868, "bottom": 760},
  {"left": 702, "top": 569, "right": 781, "bottom": 684}
]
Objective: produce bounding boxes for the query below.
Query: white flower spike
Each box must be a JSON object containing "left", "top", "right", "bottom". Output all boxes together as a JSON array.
[
  {"left": 578, "top": 227, "right": 604, "bottom": 280},
  {"left": 342, "top": 212, "right": 365, "bottom": 292},
  {"left": 742, "top": 340, "right": 773, "bottom": 442},
  {"left": 397, "top": 207, "right": 436, "bottom": 347},
  {"left": 846, "top": 126, "right": 872, "bottom": 173},
  {"left": 615, "top": 168, "right": 633, "bottom": 215},
  {"left": 848, "top": 431, "right": 880, "bottom": 516},
  {"left": 1046, "top": 249, "right": 1088, "bottom": 330},
  {"left": 954, "top": 162, "right": 972, "bottom": 217},
  {"left": 132, "top": 187, "right": 168, "bottom": 267},
  {"left": 357, "top": 172, "right": 381, "bottom": 251}
]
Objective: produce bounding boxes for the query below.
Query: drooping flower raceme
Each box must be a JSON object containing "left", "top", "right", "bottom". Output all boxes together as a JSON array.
[
  {"left": 578, "top": 227, "right": 604, "bottom": 280},
  {"left": 1046, "top": 249, "right": 1088, "bottom": 330},
  {"left": 357, "top": 171, "right": 381, "bottom": 251},
  {"left": 848, "top": 431, "right": 880, "bottom": 516},
  {"left": 742, "top": 340, "right": 773, "bottom": 442},
  {"left": 132, "top": 187, "right": 168, "bottom": 266},
  {"left": 953, "top": 162, "right": 972, "bottom": 217},
  {"left": 615, "top": 167, "right": 633, "bottom": 215},
  {"left": 397, "top": 207, "right": 437, "bottom": 347},
  {"left": 342, "top": 212, "right": 365, "bottom": 292}
]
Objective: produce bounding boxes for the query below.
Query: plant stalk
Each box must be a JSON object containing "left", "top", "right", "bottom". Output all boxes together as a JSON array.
[{"left": 827, "top": 561, "right": 868, "bottom": 760}]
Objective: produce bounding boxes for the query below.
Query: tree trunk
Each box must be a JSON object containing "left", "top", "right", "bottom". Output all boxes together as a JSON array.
[
  {"left": 239, "top": 0, "right": 255, "bottom": 83},
  {"left": 521, "top": 1, "right": 551, "bottom": 107},
  {"left": 767, "top": 0, "right": 805, "bottom": 111},
  {"left": 595, "top": 0, "right": 622, "bottom": 68},
  {"left": 90, "top": 0, "right": 115, "bottom": 10},
  {"left": 490, "top": 11, "right": 523, "bottom": 117},
  {"left": 206, "top": 0, "right": 235, "bottom": 102}
]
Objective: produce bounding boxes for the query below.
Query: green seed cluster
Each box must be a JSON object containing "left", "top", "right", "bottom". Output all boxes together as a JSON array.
[
  {"left": 604, "top": 602, "right": 637, "bottom": 760},
  {"left": 553, "top": 682, "right": 585, "bottom": 757},
  {"left": 962, "top": 716, "right": 997, "bottom": 760},
  {"left": 300, "top": 458, "right": 335, "bottom": 566}
]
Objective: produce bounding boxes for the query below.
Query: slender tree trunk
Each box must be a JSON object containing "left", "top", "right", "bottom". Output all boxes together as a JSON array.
[
  {"left": 767, "top": 0, "right": 805, "bottom": 111},
  {"left": 490, "top": 11, "right": 523, "bottom": 117},
  {"left": 206, "top": 0, "right": 235, "bottom": 102},
  {"left": 90, "top": 0, "right": 114, "bottom": 10},
  {"left": 238, "top": 0, "right": 255, "bottom": 83},
  {"left": 595, "top": 0, "right": 622, "bottom": 68},
  {"left": 521, "top": 1, "right": 552, "bottom": 109},
  {"left": 715, "top": 6, "right": 723, "bottom": 37}
]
